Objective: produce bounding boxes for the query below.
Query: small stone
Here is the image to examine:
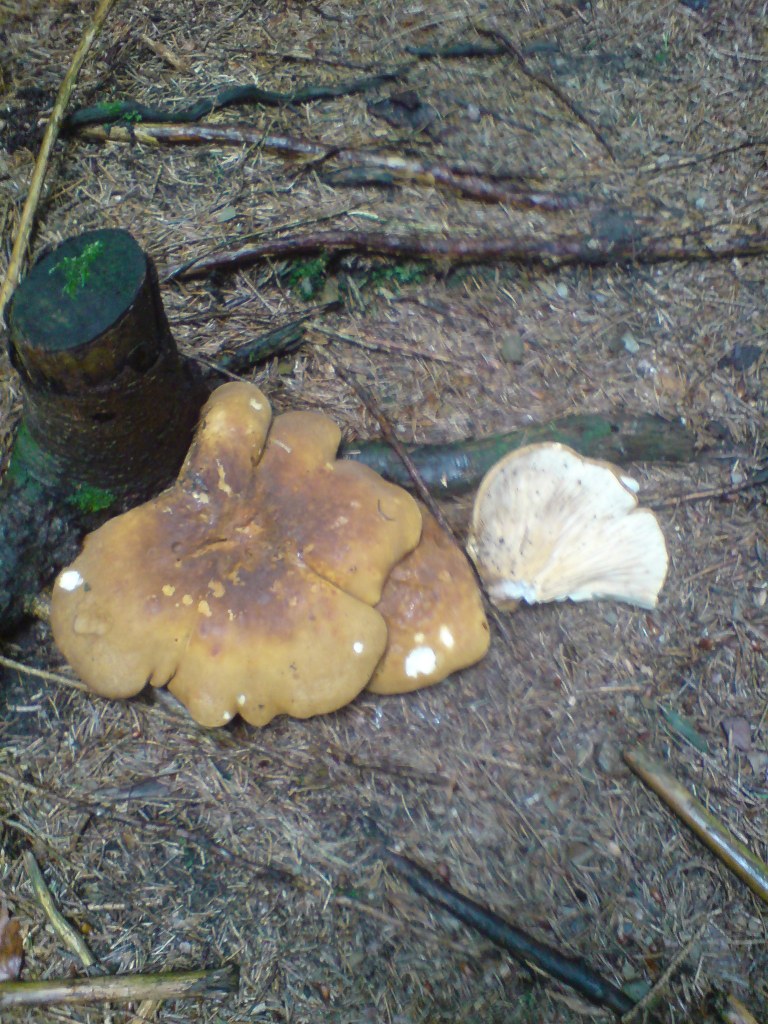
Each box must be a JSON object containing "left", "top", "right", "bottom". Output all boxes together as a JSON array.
[
  {"left": 214, "top": 204, "right": 237, "bottom": 223},
  {"left": 595, "top": 740, "right": 627, "bottom": 776},
  {"left": 555, "top": 282, "right": 569, "bottom": 299},
  {"left": 622, "top": 332, "right": 640, "bottom": 354},
  {"left": 724, "top": 716, "right": 753, "bottom": 757},
  {"left": 499, "top": 334, "right": 525, "bottom": 364}
]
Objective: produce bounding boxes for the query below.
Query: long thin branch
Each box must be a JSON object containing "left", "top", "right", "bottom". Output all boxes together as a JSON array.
[
  {"left": 385, "top": 850, "right": 634, "bottom": 1017},
  {"left": 164, "top": 223, "right": 768, "bottom": 281},
  {"left": 624, "top": 747, "right": 768, "bottom": 904},
  {"left": 78, "top": 122, "right": 576, "bottom": 211},
  {"left": 0, "top": 0, "right": 121, "bottom": 319},
  {"left": 0, "top": 966, "right": 239, "bottom": 1008}
]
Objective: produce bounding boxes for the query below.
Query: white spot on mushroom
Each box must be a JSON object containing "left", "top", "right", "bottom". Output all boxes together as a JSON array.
[
  {"left": 58, "top": 569, "right": 84, "bottom": 591},
  {"left": 272, "top": 438, "right": 292, "bottom": 454},
  {"left": 208, "top": 580, "right": 225, "bottom": 598},
  {"left": 439, "top": 625, "right": 455, "bottom": 649},
  {"left": 405, "top": 646, "right": 437, "bottom": 679},
  {"left": 182, "top": 594, "right": 194, "bottom": 606},
  {"left": 162, "top": 584, "right": 176, "bottom": 597},
  {"left": 191, "top": 490, "right": 210, "bottom": 504},
  {"left": 414, "top": 632, "right": 425, "bottom": 644},
  {"left": 620, "top": 475, "right": 640, "bottom": 493},
  {"left": 198, "top": 600, "right": 212, "bottom": 617},
  {"left": 237, "top": 694, "right": 246, "bottom": 706},
  {"left": 353, "top": 641, "right": 365, "bottom": 654},
  {"left": 249, "top": 398, "right": 263, "bottom": 411},
  {"left": 222, "top": 710, "right": 232, "bottom": 722}
]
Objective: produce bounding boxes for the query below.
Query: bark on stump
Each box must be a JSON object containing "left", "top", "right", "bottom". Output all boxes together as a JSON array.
[{"left": 1, "top": 228, "right": 205, "bottom": 633}]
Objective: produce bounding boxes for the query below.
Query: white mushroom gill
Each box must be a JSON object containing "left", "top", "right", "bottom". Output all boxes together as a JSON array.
[
  {"left": 405, "top": 645, "right": 437, "bottom": 679},
  {"left": 58, "top": 569, "right": 84, "bottom": 591}
]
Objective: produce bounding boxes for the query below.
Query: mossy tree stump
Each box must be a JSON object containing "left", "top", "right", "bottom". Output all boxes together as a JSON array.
[{"left": 1, "top": 228, "right": 205, "bottom": 633}]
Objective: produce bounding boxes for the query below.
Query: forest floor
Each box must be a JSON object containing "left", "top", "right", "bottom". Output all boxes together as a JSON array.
[{"left": 0, "top": 1, "right": 766, "bottom": 1022}]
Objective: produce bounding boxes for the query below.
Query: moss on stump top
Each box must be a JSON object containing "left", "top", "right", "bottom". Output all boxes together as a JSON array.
[{"left": 8, "top": 228, "right": 146, "bottom": 355}]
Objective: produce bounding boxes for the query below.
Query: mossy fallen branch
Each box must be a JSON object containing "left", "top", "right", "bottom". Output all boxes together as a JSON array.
[
  {"left": 63, "top": 70, "right": 408, "bottom": 129},
  {"left": 343, "top": 412, "right": 697, "bottom": 495}
]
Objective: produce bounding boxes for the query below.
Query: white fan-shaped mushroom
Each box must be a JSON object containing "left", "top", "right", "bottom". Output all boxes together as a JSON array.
[{"left": 466, "top": 443, "right": 668, "bottom": 610}]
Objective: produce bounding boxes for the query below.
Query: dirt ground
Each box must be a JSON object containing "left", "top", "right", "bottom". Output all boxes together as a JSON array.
[{"left": 1, "top": 1, "right": 767, "bottom": 1022}]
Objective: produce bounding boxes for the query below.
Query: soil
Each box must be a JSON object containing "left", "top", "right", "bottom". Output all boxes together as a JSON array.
[{"left": 0, "top": 1, "right": 766, "bottom": 1023}]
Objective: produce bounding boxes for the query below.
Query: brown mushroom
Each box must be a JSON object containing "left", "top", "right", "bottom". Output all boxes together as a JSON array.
[
  {"left": 51, "top": 382, "right": 423, "bottom": 726},
  {"left": 368, "top": 505, "right": 490, "bottom": 694}
]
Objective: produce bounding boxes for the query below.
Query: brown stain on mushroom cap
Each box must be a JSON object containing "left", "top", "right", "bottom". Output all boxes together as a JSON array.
[
  {"left": 368, "top": 506, "right": 489, "bottom": 695},
  {"left": 50, "top": 382, "right": 423, "bottom": 727}
]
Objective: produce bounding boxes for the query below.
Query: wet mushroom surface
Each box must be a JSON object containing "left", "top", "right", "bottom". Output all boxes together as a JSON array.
[{"left": 51, "top": 382, "right": 425, "bottom": 726}]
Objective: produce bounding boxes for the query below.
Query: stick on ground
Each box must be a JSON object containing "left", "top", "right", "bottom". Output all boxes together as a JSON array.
[
  {"left": 0, "top": 0, "right": 121, "bottom": 318},
  {"left": 23, "top": 850, "right": 96, "bottom": 968},
  {"left": 624, "top": 747, "right": 768, "bottom": 905},
  {"left": 385, "top": 849, "right": 635, "bottom": 1017},
  {"left": 0, "top": 965, "right": 239, "bottom": 1008}
]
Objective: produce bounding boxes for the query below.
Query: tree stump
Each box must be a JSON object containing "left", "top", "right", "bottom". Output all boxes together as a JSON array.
[{"left": 1, "top": 228, "right": 205, "bottom": 633}]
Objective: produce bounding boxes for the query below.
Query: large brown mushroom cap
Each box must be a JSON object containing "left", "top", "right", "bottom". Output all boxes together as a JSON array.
[
  {"left": 51, "top": 382, "right": 423, "bottom": 726},
  {"left": 368, "top": 506, "right": 490, "bottom": 694}
]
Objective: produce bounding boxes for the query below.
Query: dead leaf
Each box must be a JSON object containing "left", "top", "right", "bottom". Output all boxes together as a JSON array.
[
  {"left": 0, "top": 900, "right": 22, "bottom": 981},
  {"left": 368, "top": 91, "right": 438, "bottom": 132},
  {"left": 721, "top": 716, "right": 752, "bottom": 752}
]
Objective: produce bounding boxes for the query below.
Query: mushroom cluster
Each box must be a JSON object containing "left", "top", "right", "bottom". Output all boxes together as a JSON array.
[{"left": 51, "top": 383, "right": 489, "bottom": 726}]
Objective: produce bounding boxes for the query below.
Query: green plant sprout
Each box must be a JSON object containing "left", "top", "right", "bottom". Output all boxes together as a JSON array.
[{"left": 49, "top": 240, "right": 105, "bottom": 298}]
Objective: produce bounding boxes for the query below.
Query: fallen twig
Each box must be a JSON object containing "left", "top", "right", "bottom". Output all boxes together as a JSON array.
[
  {"left": 620, "top": 919, "right": 711, "bottom": 1023},
  {"left": 23, "top": 850, "right": 96, "bottom": 967},
  {"left": 385, "top": 849, "right": 634, "bottom": 1017},
  {"left": 2, "top": 764, "right": 299, "bottom": 890},
  {"left": 309, "top": 322, "right": 459, "bottom": 365},
  {"left": 327, "top": 356, "right": 453, "bottom": 537},
  {"left": 0, "top": 0, "right": 120, "bottom": 318},
  {"left": 78, "top": 121, "right": 576, "bottom": 210},
  {"left": 64, "top": 69, "right": 407, "bottom": 128},
  {"left": 163, "top": 222, "right": 768, "bottom": 282},
  {"left": 650, "top": 463, "right": 768, "bottom": 508},
  {"left": 0, "top": 965, "right": 239, "bottom": 1008},
  {"left": 477, "top": 25, "right": 615, "bottom": 160},
  {"left": 624, "top": 747, "right": 768, "bottom": 905}
]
